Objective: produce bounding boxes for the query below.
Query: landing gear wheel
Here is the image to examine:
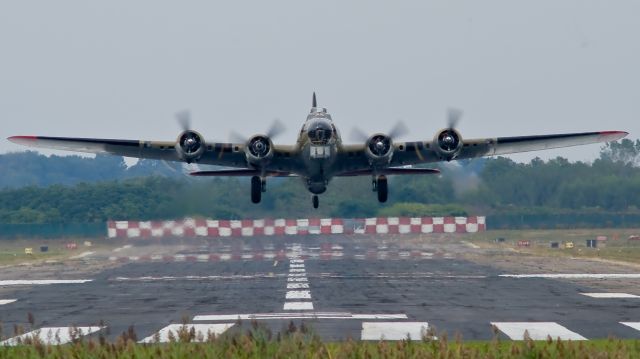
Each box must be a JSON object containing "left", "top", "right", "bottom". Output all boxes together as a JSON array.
[
  {"left": 312, "top": 195, "right": 319, "bottom": 209},
  {"left": 377, "top": 175, "right": 388, "bottom": 203},
  {"left": 251, "top": 176, "right": 262, "bottom": 204}
]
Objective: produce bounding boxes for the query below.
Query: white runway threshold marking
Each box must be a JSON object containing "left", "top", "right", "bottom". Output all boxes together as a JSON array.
[
  {"left": 283, "top": 302, "right": 314, "bottom": 310},
  {"left": 620, "top": 322, "right": 640, "bottom": 332},
  {"left": 0, "top": 299, "right": 17, "bottom": 305},
  {"left": 0, "top": 280, "right": 92, "bottom": 286},
  {"left": 361, "top": 322, "right": 430, "bottom": 341},
  {"left": 139, "top": 324, "right": 234, "bottom": 343},
  {"left": 500, "top": 274, "right": 640, "bottom": 279},
  {"left": 581, "top": 293, "right": 640, "bottom": 298},
  {"left": 194, "top": 312, "right": 409, "bottom": 321},
  {"left": 1, "top": 326, "right": 103, "bottom": 346},
  {"left": 491, "top": 322, "right": 587, "bottom": 340}
]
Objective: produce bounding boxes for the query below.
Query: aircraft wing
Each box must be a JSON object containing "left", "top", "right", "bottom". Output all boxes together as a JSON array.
[
  {"left": 389, "top": 131, "right": 628, "bottom": 166},
  {"left": 7, "top": 135, "right": 250, "bottom": 167}
]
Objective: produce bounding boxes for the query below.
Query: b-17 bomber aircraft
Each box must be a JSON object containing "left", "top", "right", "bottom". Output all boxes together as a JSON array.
[{"left": 8, "top": 93, "right": 628, "bottom": 208}]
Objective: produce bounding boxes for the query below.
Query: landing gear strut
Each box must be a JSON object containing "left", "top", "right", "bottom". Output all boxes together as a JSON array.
[
  {"left": 251, "top": 176, "right": 262, "bottom": 203},
  {"left": 376, "top": 175, "right": 388, "bottom": 203},
  {"left": 312, "top": 195, "right": 319, "bottom": 209}
]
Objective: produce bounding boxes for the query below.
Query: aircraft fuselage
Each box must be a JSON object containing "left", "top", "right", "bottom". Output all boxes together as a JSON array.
[{"left": 297, "top": 107, "right": 341, "bottom": 194}]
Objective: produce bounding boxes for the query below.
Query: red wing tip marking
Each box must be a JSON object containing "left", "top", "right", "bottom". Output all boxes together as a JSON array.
[
  {"left": 599, "top": 131, "right": 629, "bottom": 137},
  {"left": 8, "top": 135, "right": 38, "bottom": 142}
]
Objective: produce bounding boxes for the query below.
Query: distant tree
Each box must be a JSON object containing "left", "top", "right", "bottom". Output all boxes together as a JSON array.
[{"left": 600, "top": 139, "right": 640, "bottom": 166}]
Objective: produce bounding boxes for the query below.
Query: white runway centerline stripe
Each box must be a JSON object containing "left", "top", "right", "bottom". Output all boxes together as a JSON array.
[
  {"left": 0, "top": 299, "right": 17, "bottom": 305},
  {"left": 139, "top": 323, "right": 234, "bottom": 343},
  {"left": 194, "top": 312, "right": 409, "bottom": 321},
  {"left": 287, "top": 283, "right": 309, "bottom": 289},
  {"left": 286, "top": 290, "right": 311, "bottom": 299},
  {"left": 500, "top": 274, "right": 640, "bottom": 279},
  {"left": 1, "top": 326, "right": 103, "bottom": 346},
  {"left": 620, "top": 322, "right": 640, "bottom": 332},
  {"left": 283, "top": 244, "right": 314, "bottom": 311},
  {"left": 0, "top": 280, "right": 92, "bottom": 286},
  {"left": 361, "top": 322, "right": 430, "bottom": 341},
  {"left": 491, "top": 322, "right": 587, "bottom": 340},
  {"left": 581, "top": 293, "right": 640, "bottom": 298}
]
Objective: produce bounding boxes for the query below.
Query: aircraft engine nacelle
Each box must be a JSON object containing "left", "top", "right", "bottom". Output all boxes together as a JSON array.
[
  {"left": 433, "top": 128, "right": 463, "bottom": 161},
  {"left": 365, "top": 134, "right": 394, "bottom": 165},
  {"left": 245, "top": 135, "right": 274, "bottom": 165},
  {"left": 175, "top": 130, "right": 206, "bottom": 163}
]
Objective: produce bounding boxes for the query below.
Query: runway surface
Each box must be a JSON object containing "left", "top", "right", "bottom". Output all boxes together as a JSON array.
[{"left": 1, "top": 236, "right": 639, "bottom": 343}]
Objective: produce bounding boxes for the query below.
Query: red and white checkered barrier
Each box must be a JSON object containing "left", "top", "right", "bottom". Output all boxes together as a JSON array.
[
  {"left": 361, "top": 216, "right": 485, "bottom": 234},
  {"left": 106, "top": 216, "right": 485, "bottom": 239}
]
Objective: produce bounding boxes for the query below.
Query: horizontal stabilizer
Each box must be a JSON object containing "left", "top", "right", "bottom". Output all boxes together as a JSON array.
[
  {"left": 189, "top": 169, "right": 295, "bottom": 177},
  {"left": 338, "top": 167, "right": 440, "bottom": 177}
]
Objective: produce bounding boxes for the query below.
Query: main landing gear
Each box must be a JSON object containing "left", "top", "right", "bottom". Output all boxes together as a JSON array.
[
  {"left": 312, "top": 195, "right": 319, "bottom": 209},
  {"left": 372, "top": 175, "right": 388, "bottom": 203},
  {"left": 251, "top": 176, "right": 266, "bottom": 204}
]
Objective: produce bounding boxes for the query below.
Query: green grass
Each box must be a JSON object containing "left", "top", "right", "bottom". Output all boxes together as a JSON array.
[
  {"left": 0, "top": 238, "right": 121, "bottom": 265},
  {"left": 466, "top": 228, "right": 640, "bottom": 263},
  {"left": 0, "top": 248, "right": 64, "bottom": 266},
  {"left": 0, "top": 323, "right": 639, "bottom": 358}
]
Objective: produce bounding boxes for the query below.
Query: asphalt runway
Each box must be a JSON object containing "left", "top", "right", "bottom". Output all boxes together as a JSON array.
[{"left": 1, "top": 236, "right": 639, "bottom": 343}]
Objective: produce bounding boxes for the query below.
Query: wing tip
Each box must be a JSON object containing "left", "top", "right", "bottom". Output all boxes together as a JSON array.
[
  {"left": 7, "top": 136, "right": 38, "bottom": 144},
  {"left": 600, "top": 131, "right": 629, "bottom": 141}
]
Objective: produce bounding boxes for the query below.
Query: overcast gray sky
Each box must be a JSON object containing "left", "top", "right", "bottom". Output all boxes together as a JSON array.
[{"left": 1, "top": 1, "right": 637, "bottom": 163}]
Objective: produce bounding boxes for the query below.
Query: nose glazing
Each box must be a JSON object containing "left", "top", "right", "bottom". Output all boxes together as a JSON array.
[{"left": 307, "top": 121, "right": 332, "bottom": 144}]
